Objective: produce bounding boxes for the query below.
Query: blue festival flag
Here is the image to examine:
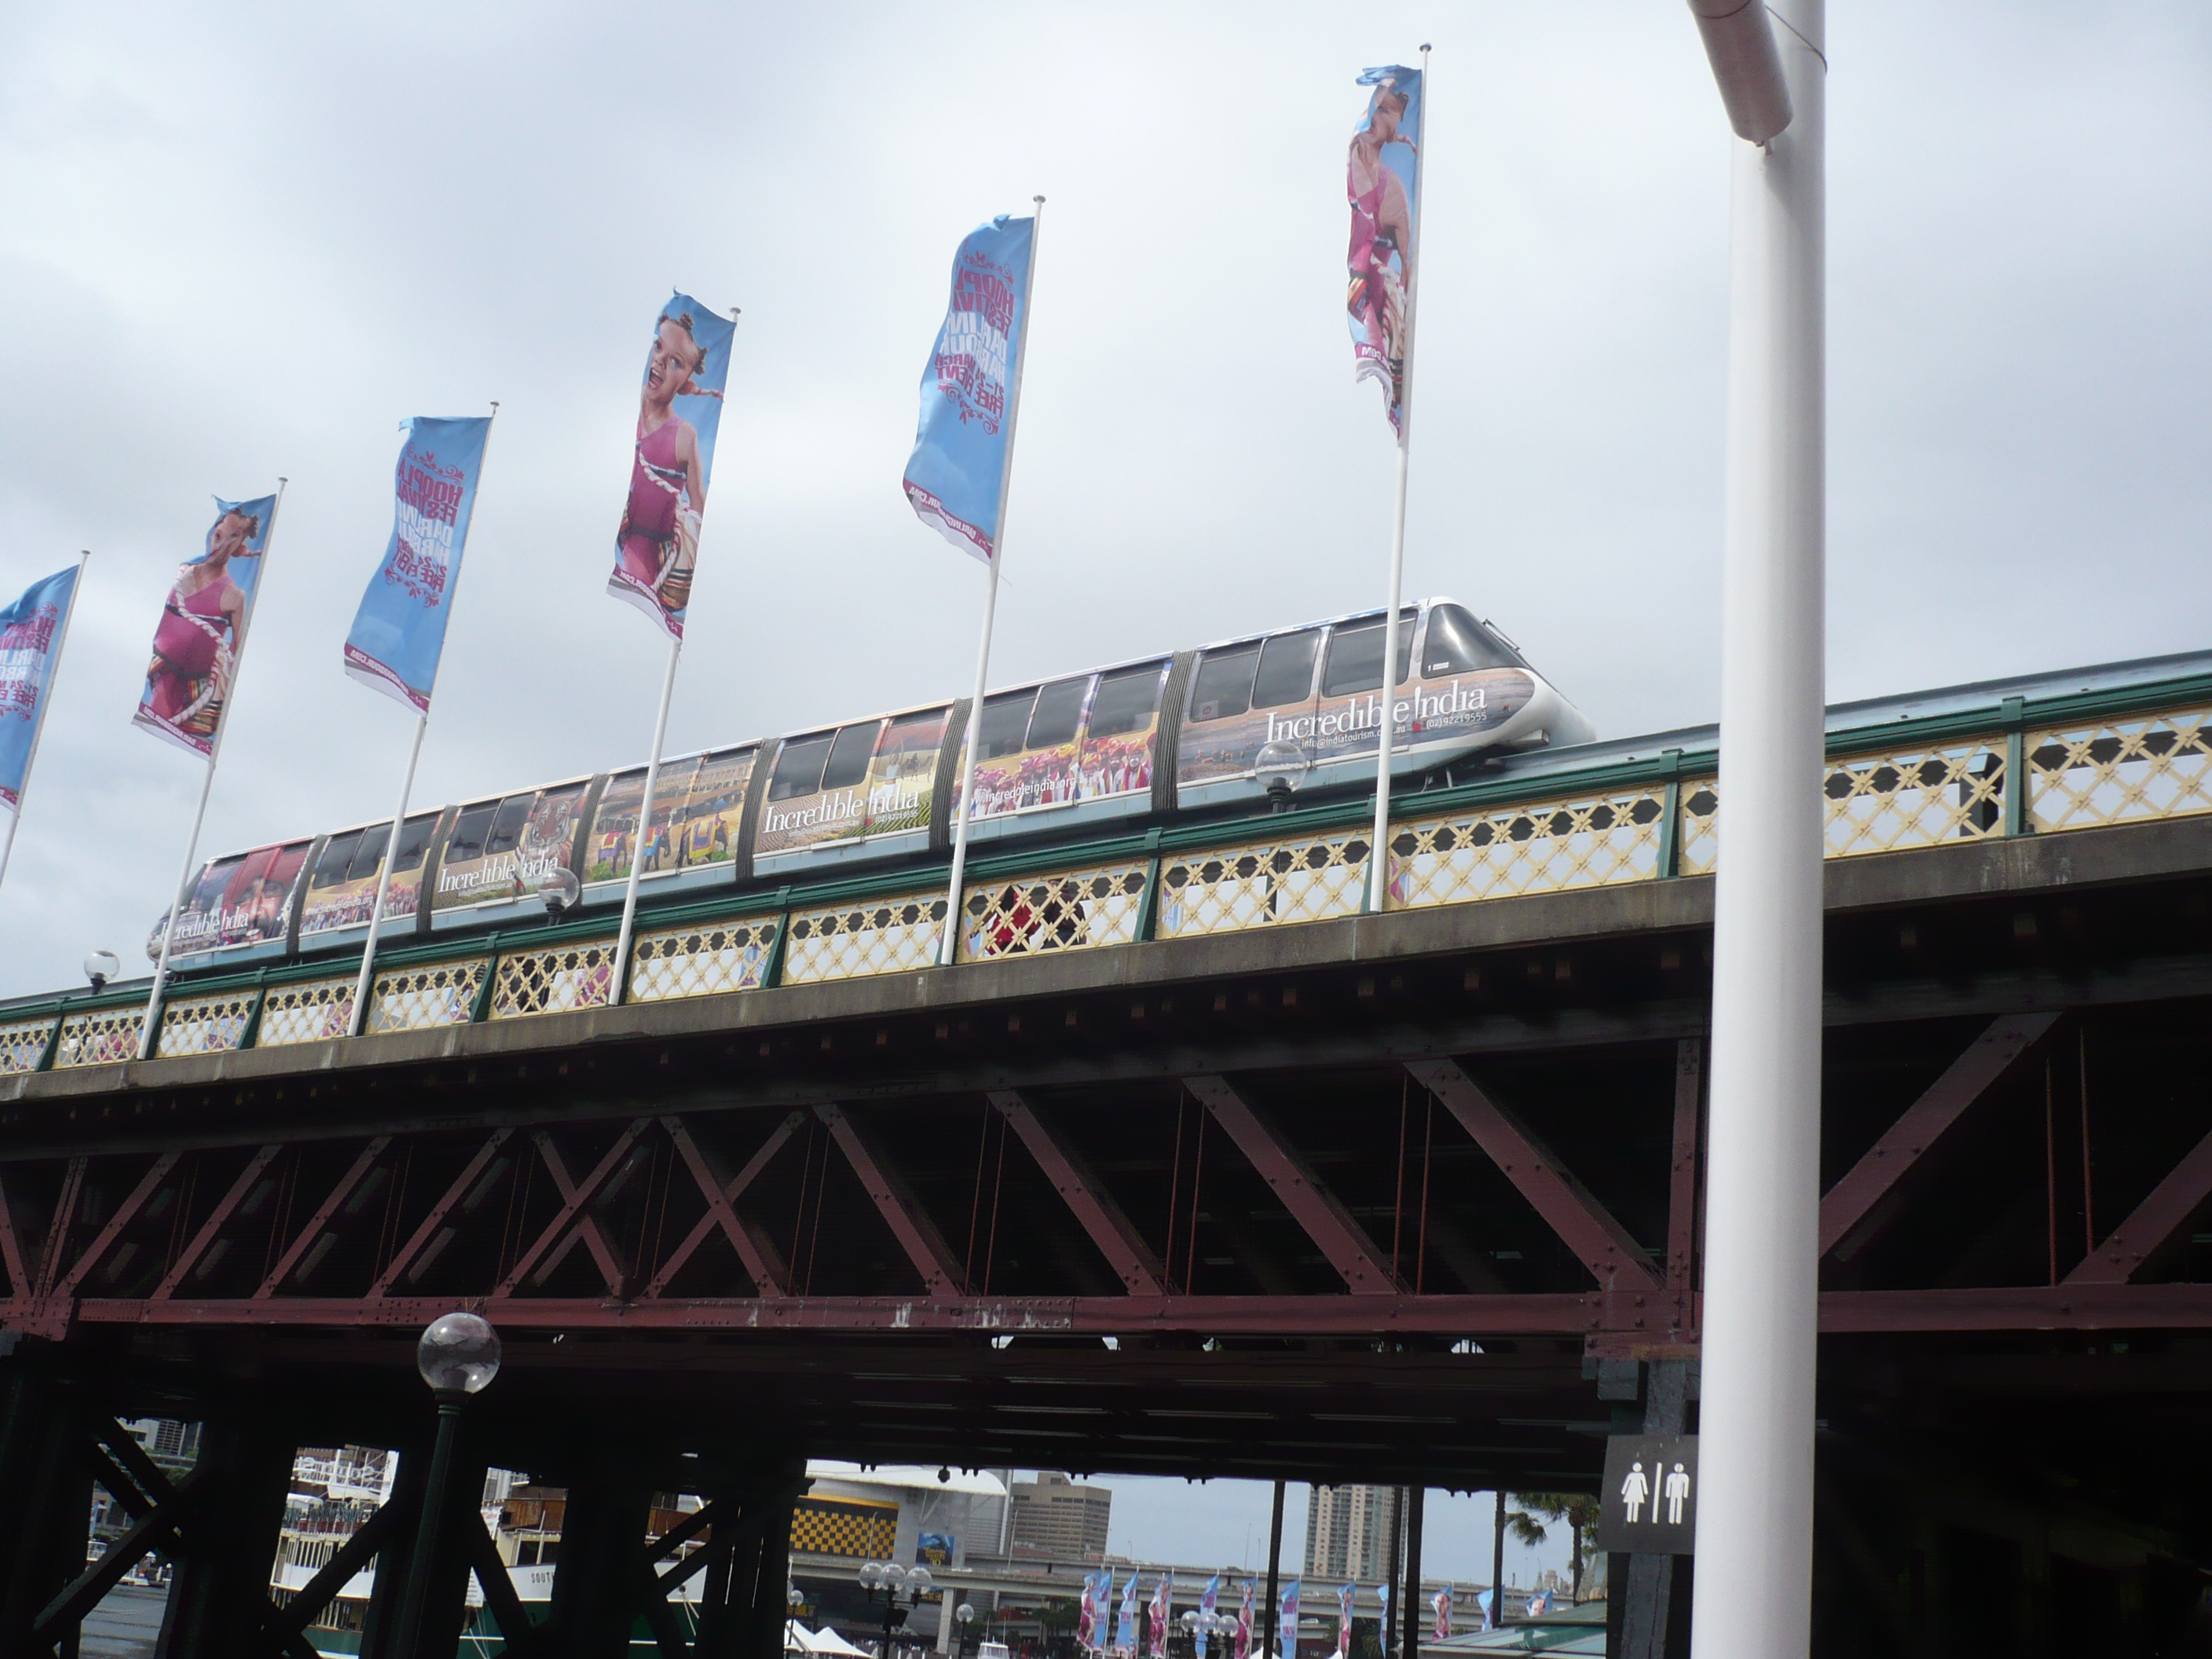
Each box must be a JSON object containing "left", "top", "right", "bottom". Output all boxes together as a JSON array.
[
  {"left": 902, "top": 213, "right": 1038, "bottom": 564},
  {"left": 1347, "top": 63, "right": 1424, "bottom": 437},
  {"left": 609, "top": 292, "right": 736, "bottom": 640},
  {"left": 1196, "top": 1575, "right": 1221, "bottom": 1659},
  {"left": 0, "top": 562, "right": 83, "bottom": 811},
  {"left": 1279, "top": 1581, "right": 1300, "bottom": 1657},
  {"left": 1118, "top": 1570, "right": 1140, "bottom": 1653},
  {"left": 345, "top": 416, "right": 495, "bottom": 712},
  {"left": 134, "top": 496, "right": 280, "bottom": 758},
  {"left": 1336, "top": 1584, "right": 1355, "bottom": 1657}
]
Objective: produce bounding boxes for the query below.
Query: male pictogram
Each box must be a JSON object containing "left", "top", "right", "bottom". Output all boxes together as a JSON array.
[
  {"left": 1664, "top": 1462, "right": 1691, "bottom": 1525},
  {"left": 1620, "top": 1459, "right": 1650, "bottom": 1524}
]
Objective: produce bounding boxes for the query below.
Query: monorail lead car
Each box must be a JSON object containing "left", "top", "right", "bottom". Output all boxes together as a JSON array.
[{"left": 151, "top": 598, "right": 1594, "bottom": 968}]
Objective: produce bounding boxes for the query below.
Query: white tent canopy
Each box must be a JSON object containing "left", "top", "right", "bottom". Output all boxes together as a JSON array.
[{"left": 789, "top": 1621, "right": 877, "bottom": 1657}]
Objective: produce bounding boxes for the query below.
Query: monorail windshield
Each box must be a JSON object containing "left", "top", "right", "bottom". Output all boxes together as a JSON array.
[{"left": 1423, "top": 602, "right": 1525, "bottom": 674}]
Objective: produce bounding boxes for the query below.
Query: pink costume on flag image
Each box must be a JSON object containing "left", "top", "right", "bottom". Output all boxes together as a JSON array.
[
  {"left": 141, "top": 505, "right": 259, "bottom": 752},
  {"left": 606, "top": 293, "right": 734, "bottom": 642},
  {"left": 1346, "top": 64, "right": 1423, "bottom": 438}
]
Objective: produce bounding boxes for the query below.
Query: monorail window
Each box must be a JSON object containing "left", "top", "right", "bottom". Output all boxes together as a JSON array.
[
  {"left": 769, "top": 734, "right": 833, "bottom": 800},
  {"left": 310, "top": 830, "right": 364, "bottom": 889},
  {"left": 1027, "top": 678, "right": 1088, "bottom": 750},
  {"left": 1189, "top": 643, "right": 1258, "bottom": 722},
  {"left": 1423, "top": 603, "right": 1527, "bottom": 673},
  {"left": 821, "top": 722, "right": 881, "bottom": 790},
  {"left": 1320, "top": 610, "right": 1416, "bottom": 697},
  {"left": 482, "top": 794, "right": 535, "bottom": 858},
  {"left": 368, "top": 814, "right": 438, "bottom": 877},
  {"left": 441, "top": 802, "right": 497, "bottom": 864},
  {"left": 977, "top": 690, "right": 1035, "bottom": 760},
  {"left": 1086, "top": 663, "right": 1163, "bottom": 738},
  {"left": 1251, "top": 628, "right": 1322, "bottom": 709}
]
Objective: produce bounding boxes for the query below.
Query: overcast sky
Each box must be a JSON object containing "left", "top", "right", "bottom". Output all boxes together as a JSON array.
[{"left": 2, "top": 2, "right": 2207, "bottom": 996}]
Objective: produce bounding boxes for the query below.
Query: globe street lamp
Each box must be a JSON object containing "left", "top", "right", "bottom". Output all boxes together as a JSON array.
[
  {"left": 858, "top": 1560, "right": 934, "bottom": 1658},
  {"left": 391, "top": 1312, "right": 502, "bottom": 1657},
  {"left": 957, "top": 1600, "right": 977, "bottom": 1659}
]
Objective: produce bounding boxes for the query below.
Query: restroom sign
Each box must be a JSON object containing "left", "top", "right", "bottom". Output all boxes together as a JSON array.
[{"left": 1595, "top": 1434, "right": 1698, "bottom": 1555}]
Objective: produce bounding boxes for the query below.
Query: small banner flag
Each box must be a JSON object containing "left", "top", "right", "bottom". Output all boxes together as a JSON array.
[
  {"left": 1235, "top": 1581, "right": 1254, "bottom": 1659},
  {"left": 1336, "top": 1584, "right": 1355, "bottom": 1657},
  {"left": 0, "top": 563, "right": 82, "bottom": 809},
  {"left": 902, "top": 213, "right": 1037, "bottom": 564},
  {"left": 1196, "top": 1575, "right": 1220, "bottom": 1659},
  {"left": 1079, "top": 1572, "right": 1101, "bottom": 1651},
  {"left": 1431, "top": 1584, "right": 1453, "bottom": 1642},
  {"left": 1119, "top": 1571, "right": 1140, "bottom": 1654},
  {"left": 1149, "top": 1573, "right": 1174, "bottom": 1659},
  {"left": 1346, "top": 63, "right": 1424, "bottom": 438},
  {"left": 345, "top": 418, "right": 494, "bottom": 712},
  {"left": 135, "top": 495, "right": 278, "bottom": 756},
  {"left": 609, "top": 292, "right": 735, "bottom": 639},
  {"left": 1279, "top": 1582, "right": 1300, "bottom": 1657}
]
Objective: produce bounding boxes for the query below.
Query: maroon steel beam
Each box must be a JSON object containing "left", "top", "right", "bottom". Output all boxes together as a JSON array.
[
  {"left": 255, "top": 1137, "right": 392, "bottom": 1299},
  {"left": 814, "top": 1102, "right": 966, "bottom": 1296},
  {"left": 155, "top": 1144, "right": 281, "bottom": 1300},
  {"left": 54, "top": 1152, "right": 181, "bottom": 1299},
  {"left": 0, "top": 1170, "right": 27, "bottom": 1298},
  {"left": 991, "top": 1090, "right": 1167, "bottom": 1297},
  {"left": 1818, "top": 1284, "right": 2212, "bottom": 1333},
  {"left": 368, "top": 1129, "right": 514, "bottom": 1298},
  {"left": 1665, "top": 1038, "right": 1703, "bottom": 1328},
  {"left": 1186, "top": 1075, "right": 1398, "bottom": 1295},
  {"left": 1408, "top": 1060, "right": 1664, "bottom": 1295},
  {"left": 646, "top": 1113, "right": 800, "bottom": 1298},
  {"left": 1819, "top": 1011, "right": 2058, "bottom": 1260},
  {"left": 33, "top": 1156, "right": 88, "bottom": 1299},
  {"left": 499, "top": 1122, "right": 648, "bottom": 1297},
  {"left": 2064, "top": 1123, "right": 2212, "bottom": 1287}
]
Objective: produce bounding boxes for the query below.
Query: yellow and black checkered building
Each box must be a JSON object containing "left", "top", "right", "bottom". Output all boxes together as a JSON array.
[{"left": 788, "top": 1493, "right": 899, "bottom": 1560}]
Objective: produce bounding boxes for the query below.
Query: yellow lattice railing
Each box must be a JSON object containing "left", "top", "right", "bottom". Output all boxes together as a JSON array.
[
  {"left": 257, "top": 977, "right": 357, "bottom": 1047},
  {"left": 489, "top": 942, "right": 617, "bottom": 1020},
  {"left": 629, "top": 918, "right": 780, "bottom": 1003},
  {"left": 155, "top": 991, "right": 257, "bottom": 1058},
  {"left": 1390, "top": 786, "right": 1670, "bottom": 910},
  {"left": 2026, "top": 706, "right": 2212, "bottom": 834},
  {"left": 959, "top": 862, "right": 1151, "bottom": 962},
  {"left": 1822, "top": 741, "right": 2005, "bottom": 858},
  {"left": 54, "top": 1009, "right": 141, "bottom": 1069},
  {"left": 0, "top": 1016, "right": 53, "bottom": 1075},
  {"left": 1678, "top": 779, "right": 1719, "bottom": 877},
  {"left": 782, "top": 893, "right": 946, "bottom": 984},
  {"left": 1156, "top": 830, "right": 1369, "bottom": 938},
  {"left": 367, "top": 959, "right": 486, "bottom": 1035}
]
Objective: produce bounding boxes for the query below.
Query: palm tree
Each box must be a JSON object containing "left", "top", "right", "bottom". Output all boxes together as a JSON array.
[{"left": 1508, "top": 1495, "right": 1601, "bottom": 1602}]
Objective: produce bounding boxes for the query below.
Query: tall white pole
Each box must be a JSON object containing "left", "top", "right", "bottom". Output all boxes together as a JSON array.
[
  {"left": 613, "top": 632, "right": 682, "bottom": 1002},
  {"left": 0, "top": 548, "right": 90, "bottom": 898},
  {"left": 345, "top": 711, "right": 428, "bottom": 1037},
  {"left": 939, "top": 195, "right": 1046, "bottom": 968},
  {"left": 139, "top": 478, "right": 288, "bottom": 1061},
  {"left": 1366, "top": 45, "right": 1429, "bottom": 916},
  {"left": 1690, "top": 2, "right": 1825, "bottom": 1656}
]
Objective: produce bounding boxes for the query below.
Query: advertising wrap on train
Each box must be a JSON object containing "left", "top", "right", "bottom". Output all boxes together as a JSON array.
[{"left": 161, "top": 840, "right": 309, "bottom": 958}]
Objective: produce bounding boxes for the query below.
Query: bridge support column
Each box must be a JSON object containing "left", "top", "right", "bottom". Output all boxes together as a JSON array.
[
  {"left": 0, "top": 1349, "right": 78, "bottom": 1652},
  {"left": 548, "top": 1478, "right": 653, "bottom": 1659},
  {"left": 356, "top": 1439, "right": 430, "bottom": 1659},
  {"left": 1610, "top": 1360, "right": 1694, "bottom": 1659},
  {"left": 691, "top": 1492, "right": 771, "bottom": 1659},
  {"left": 743, "top": 1476, "right": 803, "bottom": 1659},
  {"left": 152, "top": 1415, "right": 292, "bottom": 1659}
]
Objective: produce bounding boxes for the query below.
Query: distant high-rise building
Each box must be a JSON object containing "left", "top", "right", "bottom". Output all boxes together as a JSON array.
[
  {"left": 1009, "top": 1471, "right": 1112, "bottom": 1562},
  {"left": 1304, "top": 1485, "right": 1400, "bottom": 1582}
]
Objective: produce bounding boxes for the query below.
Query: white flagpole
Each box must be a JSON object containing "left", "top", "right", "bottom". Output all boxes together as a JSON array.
[
  {"left": 347, "top": 402, "right": 500, "bottom": 1038},
  {"left": 0, "top": 548, "right": 90, "bottom": 898},
  {"left": 939, "top": 196, "right": 1045, "bottom": 968},
  {"left": 613, "top": 631, "right": 681, "bottom": 1002},
  {"left": 1365, "top": 45, "right": 1430, "bottom": 916},
  {"left": 141, "top": 478, "right": 288, "bottom": 1061}
]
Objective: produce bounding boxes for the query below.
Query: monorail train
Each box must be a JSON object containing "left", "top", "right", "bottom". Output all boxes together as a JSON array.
[{"left": 150, "top": 598, "right": 1593, "bottom": 967}]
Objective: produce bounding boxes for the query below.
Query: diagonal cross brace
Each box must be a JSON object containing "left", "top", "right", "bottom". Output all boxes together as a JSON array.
[
  {"left": 155, "top": 1145, "right": 282, "bottom": 1298},
  {"left": 33, "top": 1466, "right": 207, "bottom": 1646},
  {"left": 55, "top": 1151, "right": 180, "bottom": 1298},
  {"left": 498, "top": 1122, "right": 648, "bottom": 1297},
  {"left": 257, "top": 1137, "right": 392, "bottom": 1298},
  {"left": 1186, "top": 1075, "right": 1399, "bottom": 1295},
  {"left": 0, "top": 1170, "right": 27, "bottom": 1298},
  {"left": 34, "top": 1157, "right": 88, "bottom": 1298},
  {"left": 991, "top": 1090, "right": 1166, "bottom": 1296},
  {"left": 266, "top": 1500, "right": 400, "bottom": 1641},
  {"left": 1818, "top": 1012, "right": 2058, "bottom": 1260},
  {"left": 815, "top": 1103, "right": 966, "bottom": 1296},
  {"left": 2066, "top": 1123, "right": 2212, "bottom": 1286},
  {"left": 646, "top": 1115, "right": 799, "bottom": 1298},
  {"left": 1408, "top": 1059, "right": 1664, "bottom": 1295},
  {"left": 369, "top": 1129, "right": 515, "bottom": 1298}
]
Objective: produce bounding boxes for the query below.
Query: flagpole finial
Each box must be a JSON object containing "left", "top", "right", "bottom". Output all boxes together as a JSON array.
[
  {"left": 1419, "top": 42, "right": 1430, "bottom": 53},
  {"left": 1035, "top": 194, "right": 1046, "bottom": 205}
]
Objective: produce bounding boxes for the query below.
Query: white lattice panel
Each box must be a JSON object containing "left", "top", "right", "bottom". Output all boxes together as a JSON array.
[
  {"left": 155, "top": 991, "right": 255, "bottom": 1057},
  {"left": 629, "top": 918, "right": 779, "bottom": 1002},
  {"left": 55, "top": 1009, "right": 140, "bottom": 1068},
  {"left": 958, "top": 862, "right": 1149, "bottom": 962},
  {"left": 2028, "top": 708, "right": 2212, "bottom": 834},
  {"left": 1156, "top": 831, "right": 1369, "bottom": 937},
  {"left": 1823, "top": 742, "right": 2005, "bottom": 858},
  {"left": 0, "top": 1017, "right": 53, "bottom": 1075},
  {"left": 1390, "top": 787, "right": 1668, "bottom": 910},
  {"left": 1678, "top": 780, "right": 1719, "bottom": 877},
  {"left": 256, "top": 977, "right": 357, "bottom": 1047},
  {"left": 367, "top": 960, "right": 486, "bottom": 1035},
  {"left": 489, "top": 942, "right": 617, "bottom": 1020},
  {"left": 783, "top": 894, "right": 946, "bottom": 984}
]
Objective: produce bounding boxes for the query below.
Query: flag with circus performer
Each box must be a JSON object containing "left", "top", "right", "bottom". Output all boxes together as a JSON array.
[
  {"left": 1148, "top": 1573, "right": 1174, "bottom": 1659},
  {"left": 1346, "top": 62, "right": 1424, "bottom": 438},
  {"left": 1119, "top": 1570, "right": 1140, "bottom": 1654},
  {"left": 1234, "top": 1580, "right": 1255, "bottom": 1659},
  {"left": 1432, "top": 1584, "right": 1452, "bottom": 1641},
  {"left": 0, "top": 562, "right": 82, "bottom": 811},
  {"left": 136, "top": 494, "right": 279, "bottom": 756},
  {"left": 1335, "top": 1584, "right": 1355, "bottom": 1657},
  {"left": 608, "top": 291, "right": 735, "bottom": 639}
]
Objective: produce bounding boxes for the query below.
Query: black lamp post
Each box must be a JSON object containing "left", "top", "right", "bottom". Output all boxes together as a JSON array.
[
  {"left": 859, "top": 1561, "right": 935, "bottom": 1658},
  {"left": 390, "top": 1311, "right": 502, "bottom": 1657}
]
